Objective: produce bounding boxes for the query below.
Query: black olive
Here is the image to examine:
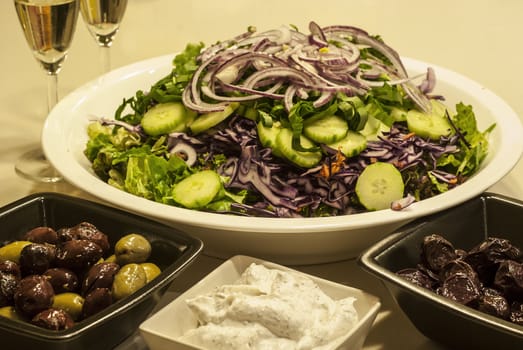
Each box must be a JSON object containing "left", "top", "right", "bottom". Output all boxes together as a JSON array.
[
  {"left": 23, "top": 226, "right": 59, "bottom": 245},
  {"left": 56, "top": 227, "right": 76, "bottom": 242},
  {"left": 82, "top": 262, "right": 120, "bottom": 296},
  {"left": 58, "top": 222, "right": 110, "bottom": 255},
  {"left": 0, "top": 260, "right": 21, "bottom": 279},
  {"left": 55, "top": 240, "right": 103, "bottom": 271},
  {"left": 82, "top": 288, "right": 112, "bottom": 319},
  {"left": 19, "top": 243, "right": 57, "bottom": 276},
  {"left": 14, "top": 275, "right": 55, "bottom": 317},
  {"left": 31, "top": 308, "right": 74, "bottom": 330},
  {"left": 43, "top": 268, "right": 79, "bottom": 294},
  {"left": 0, "top": 272, "right": 19, "bottom": 307}
]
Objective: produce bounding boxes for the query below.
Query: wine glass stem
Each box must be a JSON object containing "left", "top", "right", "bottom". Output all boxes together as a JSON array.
[
  {"left": 47, "top": 72, "right": 58, "bottom": 113},
  {"left": 100, "top": 45, "right": 111, "bottom": 74}
]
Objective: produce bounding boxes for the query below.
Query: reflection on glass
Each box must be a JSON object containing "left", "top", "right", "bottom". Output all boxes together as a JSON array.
[
  {"left": 14, "top": 0, "right": 80, "bottom": 183},
  {"left": 80, "top": 0, "right": 127, "bottom": 73}
]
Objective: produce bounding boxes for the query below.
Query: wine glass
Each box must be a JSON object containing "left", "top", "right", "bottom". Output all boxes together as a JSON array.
[
  {"left": 14, "top": 0, "right": 80, "bottom": 183},
  {"left": 80, "top": 0, "right": 127, "bottom": 73}
]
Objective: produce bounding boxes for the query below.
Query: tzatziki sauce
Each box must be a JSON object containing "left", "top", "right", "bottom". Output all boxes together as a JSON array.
[{"left": 178, "top": 263, "right": 359, "bottom": 349}]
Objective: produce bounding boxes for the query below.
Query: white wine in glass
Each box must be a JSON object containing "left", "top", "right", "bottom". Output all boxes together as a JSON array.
[
  {"left": 14, "top": 0, "right": 80, "bottom": 183},
  {"left": 80, "top": 0, "right": 127, "bottom": 73}
]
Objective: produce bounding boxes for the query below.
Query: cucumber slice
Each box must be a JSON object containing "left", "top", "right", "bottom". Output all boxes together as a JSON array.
[
  {"left": 141, "top": 102, "right": 189, "bottom": 136},
  {"left": 189, "top": 102, "right": 239, "bottom": 134},
  {"left": 326, "top": 131, "right": 367, "bottom": 157},
  {"left": 275, "top": 128, "right": 322, "bottom": 168},
  {"left": 303, "top": 115, "right": 348, "bottom": 144},
  {"left": 355, "top": 162, "right": 404, "bottom": 211},
  {"left": 257, "top": 121, "right": 283, "bottom": 157},
  {"left": 172, "top": 170, "right": 223, "bottom": 209},
  {"left": 406, "top": 100, "right": 452, "bottom": 140},
  {"left": 390, "top": 107, "right": 408, "bottom": 122}
]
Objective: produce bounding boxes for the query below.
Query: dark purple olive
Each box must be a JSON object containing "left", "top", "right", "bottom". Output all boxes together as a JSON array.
[
  {"left": 478, "top": 288, "right": 510, "bottom": 320},
  {"left": 0, "top": 260, "right": 21, "bottom": 279},
  {"left": 31, "top": 308, "right": 74, "bottom": 330},
  {"left": 455, "top": 248, "right": 468, "bottom": 259},
  {"left": 23, "top": 226, "right": 59, "bottom": 245},
  {"left": 398, "top": 234, "right": 523, "bottom": 326},
  {"left": 466, "top": 237, "right": 522, "bottom": 286},
  {"left": 397, "top": 268, "right": 437, "bottom": 289},
  {"left": 19, "top": 243, "right": 57, "bottom": 276},
  {"left": 421, "top": 234, "right": 457, "bottom": 272},
  {"left": 82, "top": 288, "right": 112, "bottom": 319},
  {"left": 0, "top": 272, "right": 19, "bottom": 307},
  {"left": 14, "top": 275, "right": 55, "bottom": 317},
  {"left": 493, "top": 260, "right": 523, "bottom": 301},
  {"left": 43, "top": 268, "right": 79, "bottom": 294},
  {"left": 439, "top": 259, "right": 478, "bottom": 284},
  {"left": 55, "top": 240, "right": 103, "bottom": 271},
  {"left": 469, "top": 237, "right": 522, "bottom": 262},
  {"left": 81, "top": 262, "right": 119, "bottom": 296},
  {"left": 56, "top": 227, "right": 76, "bottom": 242},
  {"left": 57, "top": 222, "right": 110, "bottom": 255},
  {"left": 437, "top": 272, "right": 481, "bottom": 306},
  {"left": 510, "top": 302, "right": 523, "bottom": 325}
]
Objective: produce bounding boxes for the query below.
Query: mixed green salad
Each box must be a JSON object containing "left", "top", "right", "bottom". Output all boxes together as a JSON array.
[{"left": 84, "top": 22, "right": 493, "bottom": 218}]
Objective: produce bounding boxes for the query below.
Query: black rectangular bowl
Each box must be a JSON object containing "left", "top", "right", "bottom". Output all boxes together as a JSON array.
[
  {"left": 0, "top": 192, "right": 203, "bottom": 350},
  {"left": 358, "top": 192, "right": 523, "bottom": 349}
]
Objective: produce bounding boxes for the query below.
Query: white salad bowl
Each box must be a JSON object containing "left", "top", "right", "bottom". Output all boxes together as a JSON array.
[{"left": 42, "top": 53, "right": 523, "bottom": 265}]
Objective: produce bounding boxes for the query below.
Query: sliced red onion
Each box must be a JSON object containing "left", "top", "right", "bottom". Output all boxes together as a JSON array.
[
  {"left": 184, "top": 21, "right": 434, "bottom": 115},
  {"left": 94, "top": 116, "right": 145, "bottom": 135},
  {"left": 391, "top": 193, "right": 416, "bottom": 210},
  {"left": 419, "top": 67, "right": 436, "bottom": 94},
  {"left": 170, "top": 142, "right": 197, "bottom": 167}
]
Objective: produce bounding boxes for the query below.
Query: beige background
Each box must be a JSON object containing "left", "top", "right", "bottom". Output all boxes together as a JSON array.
[{"left": 1, "top": 1, "right": 522, "bottom": 348}]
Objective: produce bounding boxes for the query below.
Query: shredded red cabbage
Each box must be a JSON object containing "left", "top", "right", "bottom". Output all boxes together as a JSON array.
[{"left": 177, "top": 114, "right": 460, "bottom": 217}]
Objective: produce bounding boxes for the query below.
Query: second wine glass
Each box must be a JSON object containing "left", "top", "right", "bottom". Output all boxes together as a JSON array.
[{"left": 80, "top": 0, "right": 127, "bottom": 74}]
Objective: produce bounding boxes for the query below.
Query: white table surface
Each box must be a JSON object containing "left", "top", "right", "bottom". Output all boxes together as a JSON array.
[{"left": 1, "top": 0, "right": 522, "bottom": 348}]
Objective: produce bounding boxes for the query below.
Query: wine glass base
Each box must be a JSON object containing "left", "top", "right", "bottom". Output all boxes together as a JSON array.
[{"left": 15, "top": 147, "right": 63, "bottom": 183}]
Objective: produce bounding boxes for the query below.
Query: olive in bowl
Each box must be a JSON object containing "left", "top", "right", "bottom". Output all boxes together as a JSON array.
[
  {"left": 359, "top": 192, "right": 523, "bottom": 349},
  {"left": 0, "top": 192, "right": 203, "bottom": 350}
]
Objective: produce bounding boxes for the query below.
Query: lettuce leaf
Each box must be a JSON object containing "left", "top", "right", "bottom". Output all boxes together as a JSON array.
[{"left": 438, "top": 103, "right": 495, "bottom": 176}]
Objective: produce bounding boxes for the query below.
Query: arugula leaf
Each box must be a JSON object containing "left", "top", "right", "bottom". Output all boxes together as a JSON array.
[
  {"left": 115, "top": 42, "right": 205, "bottom": 124},
  {"left": 438, "top": 103, "right": 495, "bottom": 176},
  {"left": 288, "top": 101, "right": 320, "bottom": 152}
]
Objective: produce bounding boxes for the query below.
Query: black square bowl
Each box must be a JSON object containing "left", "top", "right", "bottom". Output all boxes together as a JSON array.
[
  {"left": 358, "top": 192, "right": 523, "bottom": 349},
  {"left": 0, "top": 192, "right": 203, "bottom": 350}
]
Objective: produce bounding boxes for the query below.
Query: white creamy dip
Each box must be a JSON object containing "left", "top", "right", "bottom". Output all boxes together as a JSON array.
[{"left": 178, "top": 263, "right": 359, "bottom": 349}]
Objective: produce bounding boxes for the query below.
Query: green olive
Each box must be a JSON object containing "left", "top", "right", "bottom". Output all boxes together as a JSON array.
[
  {"left": 104, "top": 254, "right": 117, "bottom": 263},
  {"left": 0, "top": 241, "right": 32, "bottom": 264},
  {"left": 52, "top": 292, "right": 85, "bottom": 321},
  {"left": 114, "top": 234, "right": 151, "bottom": 265},
  {"left": 111, "top": 263, "right": 147, "bottom": 300},
  {"left": 0, "top": 306, "right": 24, "bottom": 321},
  {"left": 140, "top": 262, "right": 161, "bottom": 283}
]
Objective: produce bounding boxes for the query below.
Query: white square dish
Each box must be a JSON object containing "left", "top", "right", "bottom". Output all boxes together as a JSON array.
[{"left": 139, "top": 255, "right": 381, "bottom": 350}]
